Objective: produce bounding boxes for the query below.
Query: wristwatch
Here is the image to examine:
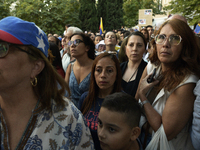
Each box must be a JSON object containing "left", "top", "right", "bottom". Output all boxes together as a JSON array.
[{"left": 141, "top": 100, "right": 150, "bottom": 107}]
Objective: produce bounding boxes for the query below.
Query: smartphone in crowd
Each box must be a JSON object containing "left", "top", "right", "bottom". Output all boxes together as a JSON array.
[{"left": 147, "top": 68, "right": 156, "bottom": 83}]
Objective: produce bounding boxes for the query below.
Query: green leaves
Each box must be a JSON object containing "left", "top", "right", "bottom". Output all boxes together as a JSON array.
[
  {"left": 96, "top": 0, "right": 123, "bottom": 31},
  {"left": 0, "top": 0, "right": 11, "bottom": 19},
  {"left": 164, "top": 0, "right": 200, "bottom": 25},
  {"left": 79, "top": 0, "right": 98, "bottom": 32},
  {"left": 123, "top": 0, "right": 163, "bottom": 27},
  {"left": 6, "top": 0, "right": 81, "bottom": 35}
]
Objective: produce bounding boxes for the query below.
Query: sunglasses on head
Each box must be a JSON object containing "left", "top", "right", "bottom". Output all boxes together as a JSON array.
[
  {"left": 0, "top": 41, "right": 34, "bottom": 58},
  {"left": 67, "top": 39, "right": 83, "bottom": 47},
  {"left": 96, "top": 50, "right": 117, "bottom": 56},
  {"left": 155, "top": 34, "right": 182, "bottom": 45}
]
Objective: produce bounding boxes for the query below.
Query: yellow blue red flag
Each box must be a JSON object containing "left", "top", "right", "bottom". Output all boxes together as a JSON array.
[
  {"left": 194, "top": 23, "right": 200, "bottom": 34},
  {"left": 99, "top": 17, "right": 104, "bottom": 35}
]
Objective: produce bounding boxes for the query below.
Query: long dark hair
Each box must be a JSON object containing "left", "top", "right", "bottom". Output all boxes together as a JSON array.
[
  {"left": 49, "top": 42, "right": 64, "bottom": 70},
  {"left": 81, "top": 52, "right": 122, "bottom": 115},
  {"left": 70, "top": 32, "right": 95, "bottom": 60},
  {"left": 125, "top": 31, "right": 147, "bottom": 49},
  {"left": 140, "top": 28, "right": 150, "bottom": 42}
]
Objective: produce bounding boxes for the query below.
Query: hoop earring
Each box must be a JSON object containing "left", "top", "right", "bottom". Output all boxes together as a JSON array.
[{"left": 31, "top": 77, "right": 37, "bottom": 87}]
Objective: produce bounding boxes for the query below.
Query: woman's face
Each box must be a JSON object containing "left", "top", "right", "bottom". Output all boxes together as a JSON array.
[
  {"left": 98, "top": 45, "right": 106, "bottom": 52},
  {"left": 70, "top": 35, "right": 88, "bottom": 58},
  {"left": 141, "top": 30, "right": 148, "bottom": 40},
  {"left": 48, "top": 37, "right": 57, "bottom": 44},
  {"left": 156, "top": 24, "right": 182, "bottom": 66},
  {"left": 95, "top": 57, "right": 117, "bottom": 92},
  {"left": 90, "top": 33, "right": 95, "bottom": 41},
  {"left": 104, "top": 32, "right": 117, "bottom": 46},
  {"left": 0, "top": 44, "right": 37, "bottom": 91},
  {"left": 95, "top": 36, "right": 102, "bottom": 45},
  {"left": 125, "top": 35, "right": 146, "bottom": 62}
]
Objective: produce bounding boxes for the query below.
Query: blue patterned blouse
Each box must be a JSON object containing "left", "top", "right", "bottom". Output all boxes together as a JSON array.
[{"left": 0, "top": 98, "right": 94, "bottom": 150}]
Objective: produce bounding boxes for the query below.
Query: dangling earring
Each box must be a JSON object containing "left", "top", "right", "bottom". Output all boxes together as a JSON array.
[{"left": 31, "top": 77, "right": 37, "bottom": 87}]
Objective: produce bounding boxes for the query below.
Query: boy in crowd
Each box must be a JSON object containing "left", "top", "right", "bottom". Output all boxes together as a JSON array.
[{"left": 97, "top": 92, "right": 143, "bottom": 150}]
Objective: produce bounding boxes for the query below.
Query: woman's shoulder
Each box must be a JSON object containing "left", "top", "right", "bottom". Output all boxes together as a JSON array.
[
  {"left": 181, "top": 74, "right": 199, "bottom": 85},
  {"left": 40, "top": 98, "right": 94, "bottom": 149},
  {"left": 120, "top": 61, "right": 128, "bottom": 73},
  {"left": 172, "top": 74, "right": 199, "bottom": 93},
  {"left": 120, "top": 61, "right": 128, "bottom": 67},
  {"left": 140, "top": 59, "right": 147, "bottom": 69},
  {"left": 53, "top": 97, "right": 84, "bottom": 121}
]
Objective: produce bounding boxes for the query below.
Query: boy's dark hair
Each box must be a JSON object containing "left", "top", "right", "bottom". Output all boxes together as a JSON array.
[{"left": 102, "top": 92, "right": 141, "bottom": 128}]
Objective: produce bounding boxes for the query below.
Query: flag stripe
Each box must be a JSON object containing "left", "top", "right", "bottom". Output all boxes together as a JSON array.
[{"left": 100, "top": 17, "right": 103, "bottom": 35}]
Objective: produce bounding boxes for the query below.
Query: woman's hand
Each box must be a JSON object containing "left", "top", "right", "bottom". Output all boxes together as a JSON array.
[{"left": 138, "top": 74, "right": 159, "bottom": 101}]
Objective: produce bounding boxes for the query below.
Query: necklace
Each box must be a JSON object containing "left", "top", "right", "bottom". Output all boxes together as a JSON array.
[
  {"left": 97, "top": 101, "right": 100, "bottom": 107},
  {"left": 14, "top": 99, "right": 40, "bottom": 150},
  {"left": 97, "top": 98, "right": 104, "bottom": 107},
  {"left": 128, "top": 68, "right": 138, "bottom": 82}
]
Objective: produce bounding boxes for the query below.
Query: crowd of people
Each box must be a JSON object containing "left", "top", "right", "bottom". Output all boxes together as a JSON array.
[{"left": 0, "top": 14, "right": 200, "bottom": 150}]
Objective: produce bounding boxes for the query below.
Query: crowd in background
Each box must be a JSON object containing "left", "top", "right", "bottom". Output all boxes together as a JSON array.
[
  {"left": 0, "top": 14, "right": 200, "bottom": 150},
  {"left": 42, "top": 14, "right": 200, "bottom": 150}
]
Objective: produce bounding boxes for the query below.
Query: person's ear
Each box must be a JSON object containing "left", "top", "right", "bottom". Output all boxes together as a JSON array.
[
  {"left": 85, "top": 46, "right": 90, "bottom": 52},
  {"left": 130, "top": 127, "right": 141, "bottom": 141},
  {"left": 30, "top": 60, "right": 45, "bottom": 78}
]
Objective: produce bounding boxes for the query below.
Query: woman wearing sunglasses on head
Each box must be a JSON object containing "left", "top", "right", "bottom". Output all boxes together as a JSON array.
[
  {"left": 65, "top": 33, "right": 95, "bottom": 107},
  {"left": 135, "top": 19, "right": 200, "bottom": 149},
  {"left": 0, "top": 17, "right": 94, "bottom": 150}
]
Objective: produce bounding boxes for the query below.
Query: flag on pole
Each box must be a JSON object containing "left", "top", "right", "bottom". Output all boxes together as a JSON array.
[
  {"left": 99, "top": 17, "right": 104, "bottom": 35},
  {"left": 194, "top": 23, "right": 200, "bottom": 34}
]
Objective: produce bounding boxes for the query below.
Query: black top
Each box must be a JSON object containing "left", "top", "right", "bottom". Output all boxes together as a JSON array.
[{"left": 120, "top": 59, "right": 147, "bottom": 97}]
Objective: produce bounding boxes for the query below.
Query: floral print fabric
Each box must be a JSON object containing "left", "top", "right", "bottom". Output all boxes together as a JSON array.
[{"left": 0, "top": 98, "right": 94, "bottom": 150}]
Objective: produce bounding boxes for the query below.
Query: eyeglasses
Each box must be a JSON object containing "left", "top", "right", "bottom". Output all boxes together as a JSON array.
[
  {"left": 155, "top": 34, "right": 182, "bottom": 45},
  {"left": 0, "top": 41, "right": 34, "bottom": 58},
  {"left": 67, "top": 39, "right": 83, "bottom": 47}
]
